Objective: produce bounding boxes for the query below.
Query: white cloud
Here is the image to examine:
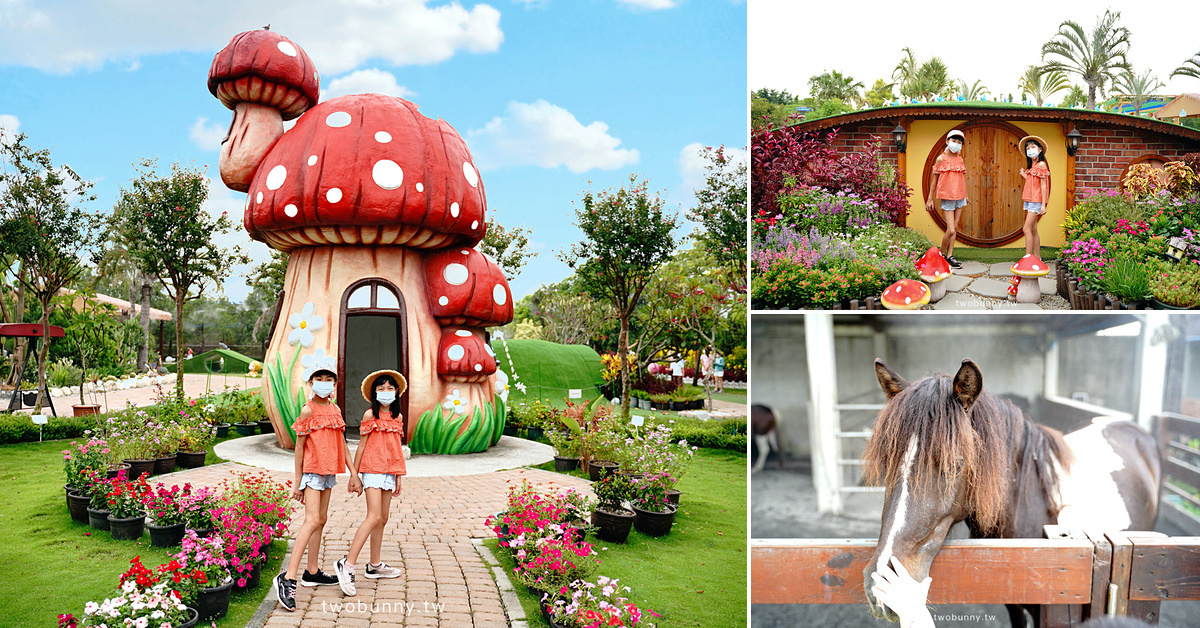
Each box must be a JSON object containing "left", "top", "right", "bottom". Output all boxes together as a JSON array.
[
  {"left": 0, "top": 1, "right": 503, "bottom": 75},
  {"left": 467, "top": 100, "right": 639, "bottom": 173},
  {"left": 201, "top": 178, "right": 271, "bottom": 303},
  {"left": 322, "top": 69, "right": 414, "bottom": 101},
  {"left": 0, "top": 114, "right": 19, "bottom": 138},
  {"left": 189, "top": 116, "right": 226, "bottom": 151},
  {"left": 670, "top": 142, "right": 746, "bottom": 214},
  {"left": 617, "top": 0, "right": 680, "bottom": 9}
]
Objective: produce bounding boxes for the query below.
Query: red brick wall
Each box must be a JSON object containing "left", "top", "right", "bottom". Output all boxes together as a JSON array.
[
  {"left": 824, "top": 121, "right": 900, "bottom": 169},
  {"left": 1072, "top": 123, "right": 1197, "bottom": 197}
]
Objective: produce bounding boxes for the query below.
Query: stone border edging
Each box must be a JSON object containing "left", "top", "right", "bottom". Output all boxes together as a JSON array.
[{"left": 473, "top": 537, "right": 529, "bottom": 628}]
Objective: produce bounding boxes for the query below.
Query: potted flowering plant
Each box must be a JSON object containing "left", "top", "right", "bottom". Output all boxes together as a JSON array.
[
  {"left": 110, "top": 413, "right": 156, "bottom": 480},
  {"left": 174, "top": 531, "right": 234, "bottom": 620},
  {"left": 488, "top": 479, "right": 562, "bottom": 545},
  {"left": 629, "top": 472, "right": 677, "bottom": 537},
  {"left": 214, "top": 470, "right": 294, "bottom": 533},
  {"left": 62, "top": 436, "right": 120, "bottom": 523},
  {"left": 1150, "top": 261, "right": 1200, "bottom": 309},
  {"left": 212, "top": 505, "right": 273, "bottom": 589},
  {"left": 147, "top": 421, "right": 183, "bottom": 474},
  {"left": 84, "top": 471, "right": 113, "bottom": 531},
  {"left": 546, "top": 576, "right": 656, "bottom": 628},
  {"left": 639, "top": 423, "right": 698, "bottom": 504},
  {"left": 79, "top": 580, "right": 196, "bottom": 628},
  {"left": 176, "top": 416, "right": 216, "bottom": 469},
  {"left": 557, "top": 488, "right": 597, "bottom": 530},
  {"left": 512, "top": 531, "right": 599, "bottom": 601},
  {"left": 179, "top": 485, "right": 219, "bottom": 537},
  {"left": 144, "top": 483, "right": 189, "bottom": 547},
  {"left": 590, "top": 472, "right": 636, "bottom": 543},
  {"left": 106, "top": 470, "right": 151, "bottom": 540}
]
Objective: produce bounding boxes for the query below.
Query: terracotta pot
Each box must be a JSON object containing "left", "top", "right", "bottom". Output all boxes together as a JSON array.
[{"left": 72, "top": 404, "right": 101, "bottom": 417}]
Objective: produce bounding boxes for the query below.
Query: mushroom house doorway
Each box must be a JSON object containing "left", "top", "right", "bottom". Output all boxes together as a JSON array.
[{"left": 339, "top": 279, "right": 408, "bottom": 431}]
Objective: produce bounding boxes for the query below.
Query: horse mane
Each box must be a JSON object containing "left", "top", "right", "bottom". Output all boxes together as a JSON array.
[
  {"left": 862, "top": 372, "right": 1018, "bottom": 535},
  {"left": 1014, "top": 419, "right": 1073, "bottom": 530}
]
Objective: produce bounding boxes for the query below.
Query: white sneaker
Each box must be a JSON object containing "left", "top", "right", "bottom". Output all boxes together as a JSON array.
[
  {"left": 365, "top": 562, "right": 402, "bottom": 579},
  {"left": 335, "top": 556, "right": 356, "bottom": 596}
]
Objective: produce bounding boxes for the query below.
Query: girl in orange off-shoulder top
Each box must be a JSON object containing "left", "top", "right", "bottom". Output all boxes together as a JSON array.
[
  {"left": 1018, "top": 136, "right": 1051, "bottom": 257},
  {"left": 334, "top": 370, "right": 409, "bottom": 596},
  {"left": 926, "top": 129, "right": 969, "bottom": 269},
  {"left": 275, "top": 361, "right": 360, "bottom": 612}
]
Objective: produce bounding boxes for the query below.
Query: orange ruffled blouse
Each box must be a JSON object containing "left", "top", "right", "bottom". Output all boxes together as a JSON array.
[
  {"left": 933, "top": 154, "right": 967, "bottom": 201},
  {"left": 1022, "top": 161, "right": 1050, "bottom": 203},
  {"left": 295, "top": 400, "right": 347, "bottom": 476},
  {"left": 359, "top": 409, "right": 407, "bottom": 476}
]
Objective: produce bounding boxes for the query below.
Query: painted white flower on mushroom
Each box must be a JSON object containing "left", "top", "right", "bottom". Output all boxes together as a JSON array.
[
  {"left": 326, "top": 111, "right": 351, "bottom": 128},
  {"left": 375, "top": 131, "right": 392, "bottom": 143},
  {"left": 277, "top": 41, "right": 297, "bottom": 57},
  {"left": 372, "top": 160, "right": 403, "bottom": 190},
  {"left": 447, "top": 344, "right": 465, "bottom": 361},
  {"left": 495, "top": 370, "right": 509, "bottom": 402},
  {"left": 493, "top": 284, "right": 507, "bottom": 306},
  {"left": 327, "top": 188, "right": 343, "bottom": 203},
  {"left": 266, "top": 165, "right": 287, "bottom": 190},
  {"left": 463, "top": 161, "right": 478, "bottom": 187},
  {"left": 288, "top": 302, "right": 325, "bottom": 347},
  {"left": 443, "top": 389, "right": 467, "bottom": 415},
  {"left": 443, "top": 263, "right": 468, "bottom": 286},
  {"left": 300, "top": 348, "right": 336, "bottom": 381}
]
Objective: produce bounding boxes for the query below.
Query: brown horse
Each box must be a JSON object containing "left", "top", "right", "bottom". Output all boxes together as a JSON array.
[{"left": 861, "top": 359, "right": 1160, "bottom": 626}]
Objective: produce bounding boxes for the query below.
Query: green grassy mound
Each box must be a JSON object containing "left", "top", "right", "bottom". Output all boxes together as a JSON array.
[
  {"left": 493, "top": 338, "right": 605, "bottom": 404},
  {"left": 166, "top": 348, "right": 258, "bottom": 374}
]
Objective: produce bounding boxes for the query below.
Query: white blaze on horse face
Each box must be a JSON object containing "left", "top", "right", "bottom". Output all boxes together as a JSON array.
[
  {"left": 1055, "top": 417, "right": 1131, "bottom": 530},
  {"left": 878, "top": 436, "right": 919, "bottom": 572}
]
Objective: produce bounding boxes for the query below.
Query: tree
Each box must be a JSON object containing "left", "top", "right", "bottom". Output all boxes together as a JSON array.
[
  {"left": 910, "top": 58, "right": 951, "bottom": 102},
  {"left": 687, "top": 145, "right": 747, "bottom": 281},
  {"left": 1017, "top": 66, "right": 1069, "bottom": 106},
  {"left": 808, "top": 70, "right": 864, "bottom": 106},
  {"left": 246, "top": 249, "right": 288, "bottom": 343},
  {"left": 954, "top": 79, "right": 990, "bottom": 101},
  {"left": 111, "top": 159, "right": 246, "bottom": 399},
  {"left": 94, "top": 244, "right": 156, "bottom": 370},
  {"left": 864, "top": 79, "right": 895, "bottom": 108},
  {"left": 1061, "top": 85, "right": 1087, "bottom": 108},
  {"left": 1171, "top": 51, "right": 1200, "bottom": 81},
  {"left": 480, "top": 210, "right": 537, "bottom": 281},
  {"left": 539, "top": 291, "right": 606, "bottom": 346},
  {"left": 1115, "top": 68, "right": 1164, "bottom": 116},
  {"left": 1041, "top": 9, "right": 1131, "bottom": 110},
  {"left": 0, "top": 132, "right": 103, "bottom": 410},
  {"left": 751, "top": 88, "right": 798, "bottom": 105},
  {"left": 560, "top": 174, "right": 677, "bottom": 418},
  {"left": 892, "top": 48, "right": 919, "bottom": 97},
  {"left": 803, "top": 98, "right": 855, "bottom": 121}
]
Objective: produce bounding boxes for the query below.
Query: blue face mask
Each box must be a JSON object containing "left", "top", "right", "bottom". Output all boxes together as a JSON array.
[
  {"left": 311, "top": 381, "right": 335, "bottom": 398},
  {"left": 376, "top": 391, "right": 396, "bottom": 405}
]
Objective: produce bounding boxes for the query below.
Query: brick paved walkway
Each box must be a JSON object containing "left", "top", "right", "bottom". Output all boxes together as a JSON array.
[{"left": 160, "top": 462, "right": 592, "bottom": 627}]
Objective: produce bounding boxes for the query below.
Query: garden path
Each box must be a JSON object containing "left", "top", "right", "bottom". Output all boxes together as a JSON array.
[
  {"left": 927, "top": 260, "right": 1068, "bottom": 310},
  {"left": 160, "top": 461, "right": 592, "bottom": 628}
]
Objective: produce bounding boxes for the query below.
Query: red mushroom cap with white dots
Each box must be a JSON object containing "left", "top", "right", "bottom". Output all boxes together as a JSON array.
[
  {"left": 915, "top": 247, "right": 952, "bottom": 283},
  {"left": 424, "top": 247, "right": 513, "bottom": 327},
  {"left": 244, "top": 94, "right": 487, "bottom": 250},
  {"left": 208, "top": 29, "right": 320, "bottom": 121},
  {"left": 880, "top": 279, "right": 931, "bottom": 310},
  {"left": 437, "top": 329, "right": 498, "bottom": 383},
  {"left": 1010, "top": 254, "right": 1050, "bottom": 277}
]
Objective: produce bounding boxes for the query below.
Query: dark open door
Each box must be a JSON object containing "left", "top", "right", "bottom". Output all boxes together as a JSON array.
[{"left": 337, "top": 279, "right": 408, "bottom": 431}]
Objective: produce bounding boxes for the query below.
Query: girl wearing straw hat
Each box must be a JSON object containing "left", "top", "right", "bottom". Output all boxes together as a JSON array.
[
  {"left": 1017, "top": 135, "right": 1051, "bottom": 257},
  {"left": 925, "top": 129, "right": 969, "bottom": 269},
  {"left": 335, "top": 369, "right": 409, "bottom": 595}
]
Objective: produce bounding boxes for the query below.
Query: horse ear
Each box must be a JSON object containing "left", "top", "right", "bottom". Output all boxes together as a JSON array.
[
  {"left": 953, "top": 359, "right": 983, "bottom": 411},
  {"left": 874, "top": 359, "right": 909, "bottom": 398}
]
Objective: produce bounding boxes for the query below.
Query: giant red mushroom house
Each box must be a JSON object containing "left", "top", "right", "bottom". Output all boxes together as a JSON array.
[{"left": 209, "top": 29, "right": 512, "bottom": 452}]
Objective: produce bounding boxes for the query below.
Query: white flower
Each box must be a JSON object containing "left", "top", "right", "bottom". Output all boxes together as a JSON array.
[
  {"left": 300, "top": 348, "right": 336, "bottom": 381},
  {"left": 287, "top": 302, "right": 325, "bottom": 347},
  {"left": 493, "top": 331, "right": 505, "bottom": 341},
  {"left": 514, "top": 382, "right": 528, "bottom": 394},
  {"left": 443, "top": 389, "right": 467, "bottom": 415},
  {"left": 494, "top": 370, "right": 510, "bottom": 402}
]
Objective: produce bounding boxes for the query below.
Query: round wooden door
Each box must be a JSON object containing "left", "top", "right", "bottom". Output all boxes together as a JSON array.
[{"left": 922, "top": 121, "right": 1036, "bottom": 247}]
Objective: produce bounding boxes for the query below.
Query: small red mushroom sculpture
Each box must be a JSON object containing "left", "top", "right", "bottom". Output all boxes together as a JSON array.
[
  {"left": 1010, "top": 254, "right": 1049, "bottom": 304},
  {"left": 880, "top": 279, "right": 931, "bottom": 310},
  {"left": 209, "top": 29, "right": 512, "bottom": 451},
  {"left": 914, "top": 247, "right": 952, "bottom": 303}
]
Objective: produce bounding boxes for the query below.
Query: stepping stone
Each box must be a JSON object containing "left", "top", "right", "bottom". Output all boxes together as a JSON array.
[
  {"left": 991, "top": 301, "right": 1043, "bottom": 311},
  {"left": 990, "top": 261, "right": 1016, "bottom": 277},
  {"left": 1038, "top": 277, "right": 1056, "bottom": 293},
  {"left": 931, "top": 292, "right": 989, "bottom": 310},
  {"left": 967, "top": 277, "right": 1013, "bottom": 299},
  {"left": 943, "top": 274, "right": 973, "bottom": 292},
  {"left": 954, "top": 260, "right": 988, "bottom": 276}
]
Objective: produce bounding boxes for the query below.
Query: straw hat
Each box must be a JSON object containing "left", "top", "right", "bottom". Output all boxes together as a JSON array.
[
  {"left": 1018, "top": 135, "right": 1047, "bottom": 154},
  {"left": 361, "top": 369, "right": 407, "bottom": 401}
]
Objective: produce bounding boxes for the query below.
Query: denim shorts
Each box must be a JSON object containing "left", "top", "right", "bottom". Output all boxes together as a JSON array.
[
  {"left": 361, "top": 472, "right": 398, "bottom": 491},
  {"left": 299, "top": 473, "right": 337, "bottom": 491},
  {"left": 1023, "top": 201, "right": 1044, "bottom": 213},
  {"left": 941, "top": 199, "right": 967, "bottom": 211}
]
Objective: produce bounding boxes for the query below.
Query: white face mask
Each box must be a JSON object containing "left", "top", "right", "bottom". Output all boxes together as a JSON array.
[
  {"left": 1027, "top": 148, "right": 1041, "bottom": 159},
  {"left": 947, "top": 142, "right": 962, "bottom": 154},
  {"left": 311, "top": 381, "right": 335, "bottom": 398},
  {"left": 376, "top": 391, "right": 397, "bottom": 405}
]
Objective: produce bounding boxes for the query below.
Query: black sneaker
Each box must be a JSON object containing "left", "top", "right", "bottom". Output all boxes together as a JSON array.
[
  {"left": 275, "top": 573, "right": 296, "bottom": 611},
  {"left": 300, "top": 569, "right": 339, "bottom": 587},
  {"left": 946, "top": 256, "right": 963, "bottom": 269}
]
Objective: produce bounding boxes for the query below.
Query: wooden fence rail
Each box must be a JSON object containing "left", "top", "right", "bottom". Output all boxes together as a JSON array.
[{"left": 751, "top": 527, "right": 1200, "bottom": 627}]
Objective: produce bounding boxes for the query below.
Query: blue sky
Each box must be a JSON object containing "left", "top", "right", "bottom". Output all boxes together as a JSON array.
[{"left": 0, "top": 0, "right": 747, "bottom": 303}]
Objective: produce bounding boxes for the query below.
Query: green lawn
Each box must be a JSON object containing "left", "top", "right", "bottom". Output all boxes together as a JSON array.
[
  {"left": 953, "top": 246, "right": 1060, "bottom": 264},
  {"left": 490, "top": 448, "right": 747, "bottom": 627},
  {"left": 0, "top": 439, "right": 283, "bottom": 627}
]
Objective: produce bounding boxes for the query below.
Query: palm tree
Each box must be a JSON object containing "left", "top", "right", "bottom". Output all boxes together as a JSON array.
[
  {"left": 1061, "top": 85, "right": 1087, "bottom": 109},
  {"left": 1172, "top": 52, "right": 1200, "bottom": 80},
  {"left": 893, "top": 47, "right": 918, "bottom": 85},
  {"left": 1114, "top": 68, "right": 1165, "bottom": 116},
  {"left": 808, "top": 70, "right": 864, "bottom": 106},
  {"left": 1041, "top": 9, "right": 1131, "bottom": 109},
  {"left": 911, "top": 58, "right": 950, "bottom": 102},
  {"left": 1018, "top": 66, "right": 1069, "bottom": 106},
  {"left": 954, "top": 79, "right": 990, "bottom": 101}
]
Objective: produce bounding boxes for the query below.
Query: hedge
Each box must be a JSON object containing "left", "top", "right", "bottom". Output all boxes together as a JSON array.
[
  {"left": 645, "top": 415, "right": 747, "bottom": 452},
  {"left": 0, "top": 412, "right": 100, "bottom": 445}
]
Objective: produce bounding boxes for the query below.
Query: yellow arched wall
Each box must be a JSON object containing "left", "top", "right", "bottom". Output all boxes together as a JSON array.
[{"left": 904, "top": 119, "right": 1067, "bottom": 248}]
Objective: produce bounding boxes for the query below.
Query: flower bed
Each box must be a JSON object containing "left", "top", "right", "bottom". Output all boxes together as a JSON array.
[{"left": 1059, "top": 160, "right": 1200, "bottom": 309}]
